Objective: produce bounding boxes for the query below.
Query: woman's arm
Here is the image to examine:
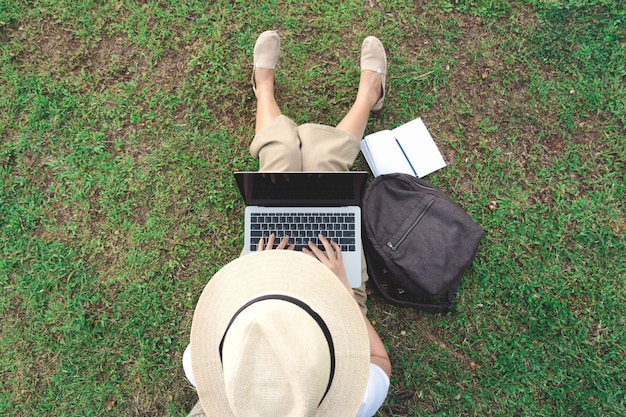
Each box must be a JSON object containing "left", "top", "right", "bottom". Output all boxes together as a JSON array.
[
  {"left": 363, "top": 313, "right": 391, "bottom": 377},
  {"left": 303, "top": 235, "right": 391, "bottom": 377}
]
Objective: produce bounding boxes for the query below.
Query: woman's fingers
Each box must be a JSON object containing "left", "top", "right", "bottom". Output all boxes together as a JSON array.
[
  {"left": 330, "top": 239, "right": 343, "bottom": 261},
  {"left": 257, "top": 234, "right": 294, "bottom": 251},
  {"left": 318, "top": 234, "right": 333, "bottom": 255},
  {"left": 260, "top": 234, "right": 338, "bottom": 255},
  {"left": 266, "top": 233, "right": 276, "bottom": 249},
  {"left": 276, "top": 235, "right": 292, "bottom": 250},
  {"left": 318, "top": 234, "right": 342, "bottom": 260},
  {"left": 307, "top": 235, "right": 342, "bottom": 263},
  {"left": 305, "top": 236, "right": 348, "bottom": 284},
  {"left": 306, "top": 239, "right": 325, "bottom": 258}
]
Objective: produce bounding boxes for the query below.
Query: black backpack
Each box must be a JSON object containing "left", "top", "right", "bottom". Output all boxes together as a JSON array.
[{"left": 362, "top": 173, "right": 484, "bottom": 313}]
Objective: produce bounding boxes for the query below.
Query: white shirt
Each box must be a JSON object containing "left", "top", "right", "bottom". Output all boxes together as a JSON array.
[{"left": 183, "top": 345, "right": 389, "bottom": 417}]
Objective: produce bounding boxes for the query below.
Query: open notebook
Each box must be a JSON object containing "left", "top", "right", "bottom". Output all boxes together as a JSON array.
[{"left": 360, "top": 118, "right": 446, "bottom": 178}]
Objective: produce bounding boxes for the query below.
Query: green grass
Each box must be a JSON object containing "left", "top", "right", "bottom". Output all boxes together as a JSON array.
[{"left": 1, "top": 0, "right": 625, "bottom": 415}]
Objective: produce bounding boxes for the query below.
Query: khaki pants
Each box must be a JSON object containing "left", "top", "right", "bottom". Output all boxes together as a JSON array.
[{"left": 250, "top": 115, "right": 369, "bottom": 315}]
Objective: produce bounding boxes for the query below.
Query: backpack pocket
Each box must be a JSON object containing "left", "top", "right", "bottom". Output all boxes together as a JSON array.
[{"left": 386, "top": 198, "right": 435, "bottom": 251}]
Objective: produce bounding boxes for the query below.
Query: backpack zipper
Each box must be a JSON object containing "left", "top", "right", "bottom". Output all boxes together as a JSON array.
[{"left": 387, "top": 198, "right": 435, "bottom": 251}]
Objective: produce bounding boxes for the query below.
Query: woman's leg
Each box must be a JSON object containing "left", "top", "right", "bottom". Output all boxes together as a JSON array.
[
  {"left": 299, "top": 36, "right": 386, "bottom": 172},
  {"left": 249, "top": 31, "right": 302, "bottom": 171},
  {"left": 254, "top": 68, "right": 281, "bottom": 133},
  {"left": 334, "top": 69, "right": 383, "bottom": 139},
  {"left": 336, "top": 36, "right": 386, "bottom": 139},
  {"left": 303, "top": 37, "right": 386, "bottom": 315}
]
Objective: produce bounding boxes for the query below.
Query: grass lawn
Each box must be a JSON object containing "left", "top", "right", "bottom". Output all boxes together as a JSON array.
[{"left": 1, "top": 0, "right": 624, "bottom": 415}]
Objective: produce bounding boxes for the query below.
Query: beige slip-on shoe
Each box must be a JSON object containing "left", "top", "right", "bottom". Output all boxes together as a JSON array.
[
  {"left": 360, "top": 36, "right": 387, "bottom": 111},
  {"left": 252, "top": 30, "right": 280, "bottom": 94}
]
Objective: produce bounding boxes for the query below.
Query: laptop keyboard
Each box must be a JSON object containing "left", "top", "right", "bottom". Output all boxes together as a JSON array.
[{"left": 249, "top": 212, "right": 356, "bottom": 252}]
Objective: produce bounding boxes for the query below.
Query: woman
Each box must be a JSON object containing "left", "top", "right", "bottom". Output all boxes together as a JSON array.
[{"left": 184, "top": 30, "right": 391, "bottom": 417}]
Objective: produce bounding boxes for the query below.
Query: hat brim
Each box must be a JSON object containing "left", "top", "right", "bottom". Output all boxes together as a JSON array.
[{"left": 190, "top": 250, "right": 370, "bottom": 417}]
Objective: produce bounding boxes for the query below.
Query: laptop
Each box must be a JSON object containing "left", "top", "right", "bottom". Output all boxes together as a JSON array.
[{"left": 235, "top": 171, "right": 368, "bottom": 288}]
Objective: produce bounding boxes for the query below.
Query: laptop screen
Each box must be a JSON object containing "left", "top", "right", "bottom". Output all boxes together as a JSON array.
[{"left": 234, "top": 172, "right": 368, "bottom": 207}]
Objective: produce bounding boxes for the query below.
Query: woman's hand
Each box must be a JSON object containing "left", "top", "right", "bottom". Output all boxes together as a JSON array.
[
  {"left": 257, "top": 233, "right": 295, "bottom": 251},
  {"left": 302, "top": 234, "right": 351, "bottom": 290}
]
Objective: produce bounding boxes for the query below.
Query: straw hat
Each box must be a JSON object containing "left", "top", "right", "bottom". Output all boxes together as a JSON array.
[{"left": 190, "top": 250, "right": 370, "bottom": 417}]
